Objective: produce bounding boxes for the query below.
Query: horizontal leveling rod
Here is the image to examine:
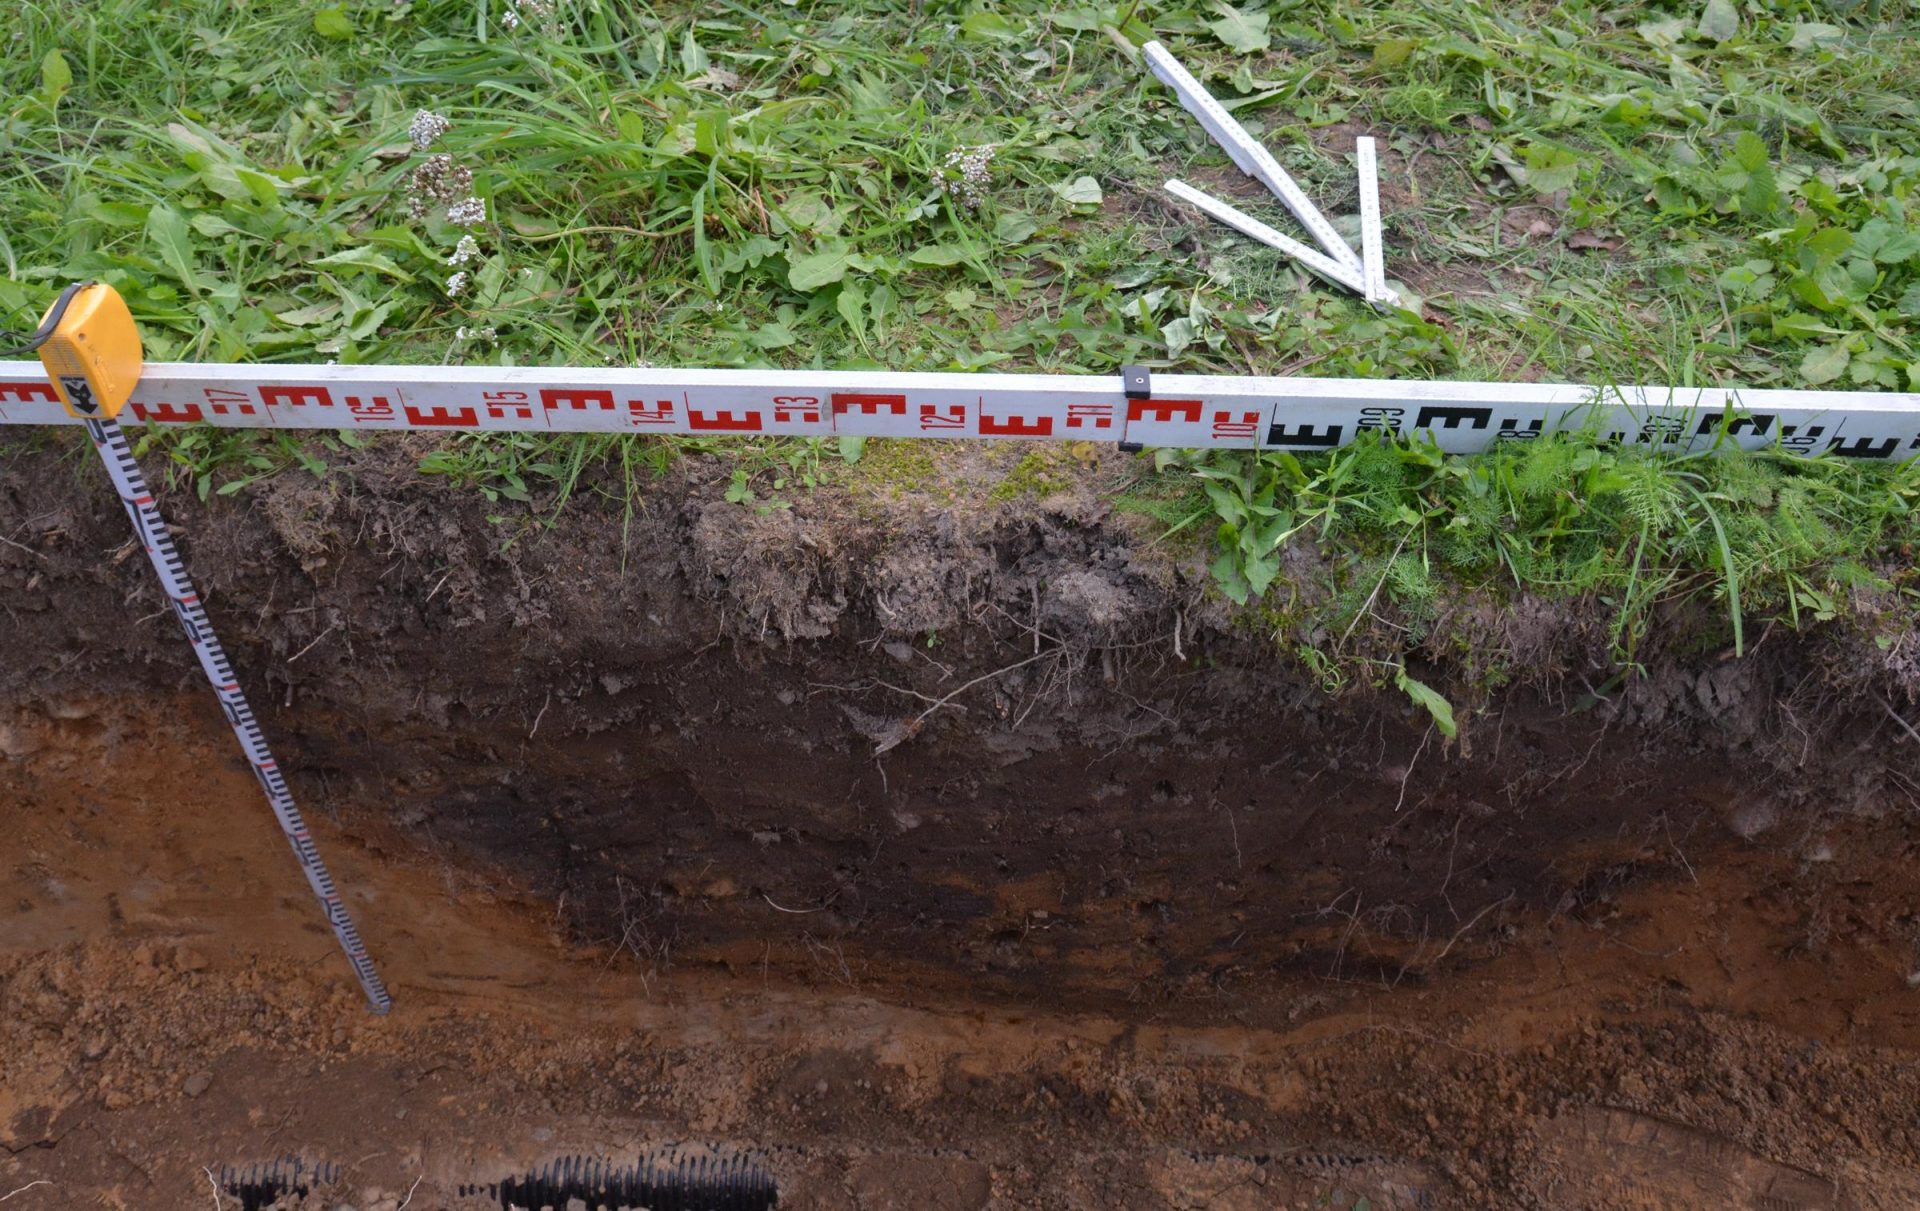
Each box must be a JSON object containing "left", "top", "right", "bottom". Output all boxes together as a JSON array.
[{"left": 4, "top": 361, "right": 1920, "bottom": 458}]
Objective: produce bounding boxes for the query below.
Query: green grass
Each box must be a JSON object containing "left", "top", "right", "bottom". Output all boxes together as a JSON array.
[
  {"left": 1122, "top": 426, "right": 1920, "bottom": 676},
  {"left": 10, "top": 1, "right": 1910, "bottom": 387},
  {"left": 4, "top": 0, "right": 1920, "bottom": 687}
]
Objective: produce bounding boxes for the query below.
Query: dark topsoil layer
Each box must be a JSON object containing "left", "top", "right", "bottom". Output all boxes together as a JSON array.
[{"left": 3, "top": 433, "right": 1916, "bottom": 1017}]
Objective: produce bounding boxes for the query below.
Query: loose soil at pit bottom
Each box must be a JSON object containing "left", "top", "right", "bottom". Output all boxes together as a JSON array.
[{"left": 7, "top": 439, "right": 1920, "bottom": 1208}]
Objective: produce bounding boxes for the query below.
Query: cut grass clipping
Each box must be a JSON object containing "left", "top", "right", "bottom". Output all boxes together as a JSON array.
[{"left": 5, "top": 0, "right": 1920, "bottom": 713}]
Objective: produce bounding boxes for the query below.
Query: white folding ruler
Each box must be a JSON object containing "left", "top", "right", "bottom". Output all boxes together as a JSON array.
[{"left": 1143, "top": 41, "right": 1400, "bottom": 308}]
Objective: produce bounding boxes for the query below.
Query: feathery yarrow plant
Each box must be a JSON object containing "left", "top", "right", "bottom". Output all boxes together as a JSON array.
[
  {"left": 396, "top": 111, "right": 492, "bottom": 300},
  {"left": 407, "top": 109, "right": 450, "bottom": 151},
  {"left": 501, "top": 0, "right": 564, "bottom": 36},
  {"left": 406, "top": 153, "right": 473, "bottom": 219},
  {"left": 445, "top": 197, "right": 487, "bottom": 227},
  {"left": 935, "top": 145, "right": 997, "bottom": 210}
]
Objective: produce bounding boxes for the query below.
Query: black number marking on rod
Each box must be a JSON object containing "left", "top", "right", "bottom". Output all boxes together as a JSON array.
[{"left": 83, "top": 417, "right": 392, "bottom": 1014}]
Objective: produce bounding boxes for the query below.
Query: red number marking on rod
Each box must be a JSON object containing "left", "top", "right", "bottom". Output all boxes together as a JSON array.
[
  {"left": 774, "top": 396, "right": 824, "bottom": 423},
  {"left": 1066, "top": 404, "right": 1114, "bottom": 431},
  {"left": 627, "top": 399, "right": 675, "bottom": 425},
  {"left": 344, "top": 395, "right": 395, "bottom": 421},
  {"left": 483, "top": 391, "right": 535, "bottom": 421},
  {"left": 204, "top": 388, "right": 257, "bottom": 416},
  {"left": 918, "top": 404, "right": 967, "bottom": 430},
  {"left": 1210, "top": 410, "right": 1261, "bottom": 440}
]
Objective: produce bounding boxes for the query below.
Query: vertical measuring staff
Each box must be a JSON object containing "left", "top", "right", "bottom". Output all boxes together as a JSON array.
[{"left": 83, "top": 417, "right": 392, "bottom": 1014}]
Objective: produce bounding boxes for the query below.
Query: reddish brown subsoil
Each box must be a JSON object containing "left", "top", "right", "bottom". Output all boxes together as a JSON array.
[
  {"left": 9, "top": 700, "right": 1920, "bottom": 1209},
  {"left": 6, "top": 438, "right": 1920, "bottom": 1208}
]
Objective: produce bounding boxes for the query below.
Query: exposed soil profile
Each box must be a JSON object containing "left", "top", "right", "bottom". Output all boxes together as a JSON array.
[{"left": 6, "top": 438, "right": 1920, "bottom": 1209}]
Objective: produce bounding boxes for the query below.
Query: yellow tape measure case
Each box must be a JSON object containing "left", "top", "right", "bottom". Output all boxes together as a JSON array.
[{"left": 35, "top": 283, "right": 143, "bottom": 420}]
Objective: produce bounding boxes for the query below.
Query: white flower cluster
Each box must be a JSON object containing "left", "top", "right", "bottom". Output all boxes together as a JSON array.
[
  {"left": 402, "top": 112, "right": 486, "bottom": 231},
  {"left": 445, "top": 197, "right": 486, "bottom": 227},
  {"left": 403, "top": 100, "right": 499, "bottom": 316},
  {"left": 403, "top": 103, "right": 495, "bottom": 310},
  {"left": 502, "top": 0, "right": 562, "bottom": 35},
  {"left": 408, "top": 109, "right": 450, "bottom": 151},
  {"left": 935, "top": 144, "right": 997, "bottom": 210}
]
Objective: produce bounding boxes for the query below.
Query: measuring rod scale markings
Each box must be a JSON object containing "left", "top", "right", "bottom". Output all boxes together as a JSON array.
[
  {"left": 4, "top": 358, "right": 1920, "bottom": 459},
  {"left": 11, "top": 283, "right": 392, "bottom": 1014}
]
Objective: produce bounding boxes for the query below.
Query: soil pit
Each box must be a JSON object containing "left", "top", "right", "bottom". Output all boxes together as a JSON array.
[{"left": 6, "top": 441, "right": 1920, "bottom": 1208}]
